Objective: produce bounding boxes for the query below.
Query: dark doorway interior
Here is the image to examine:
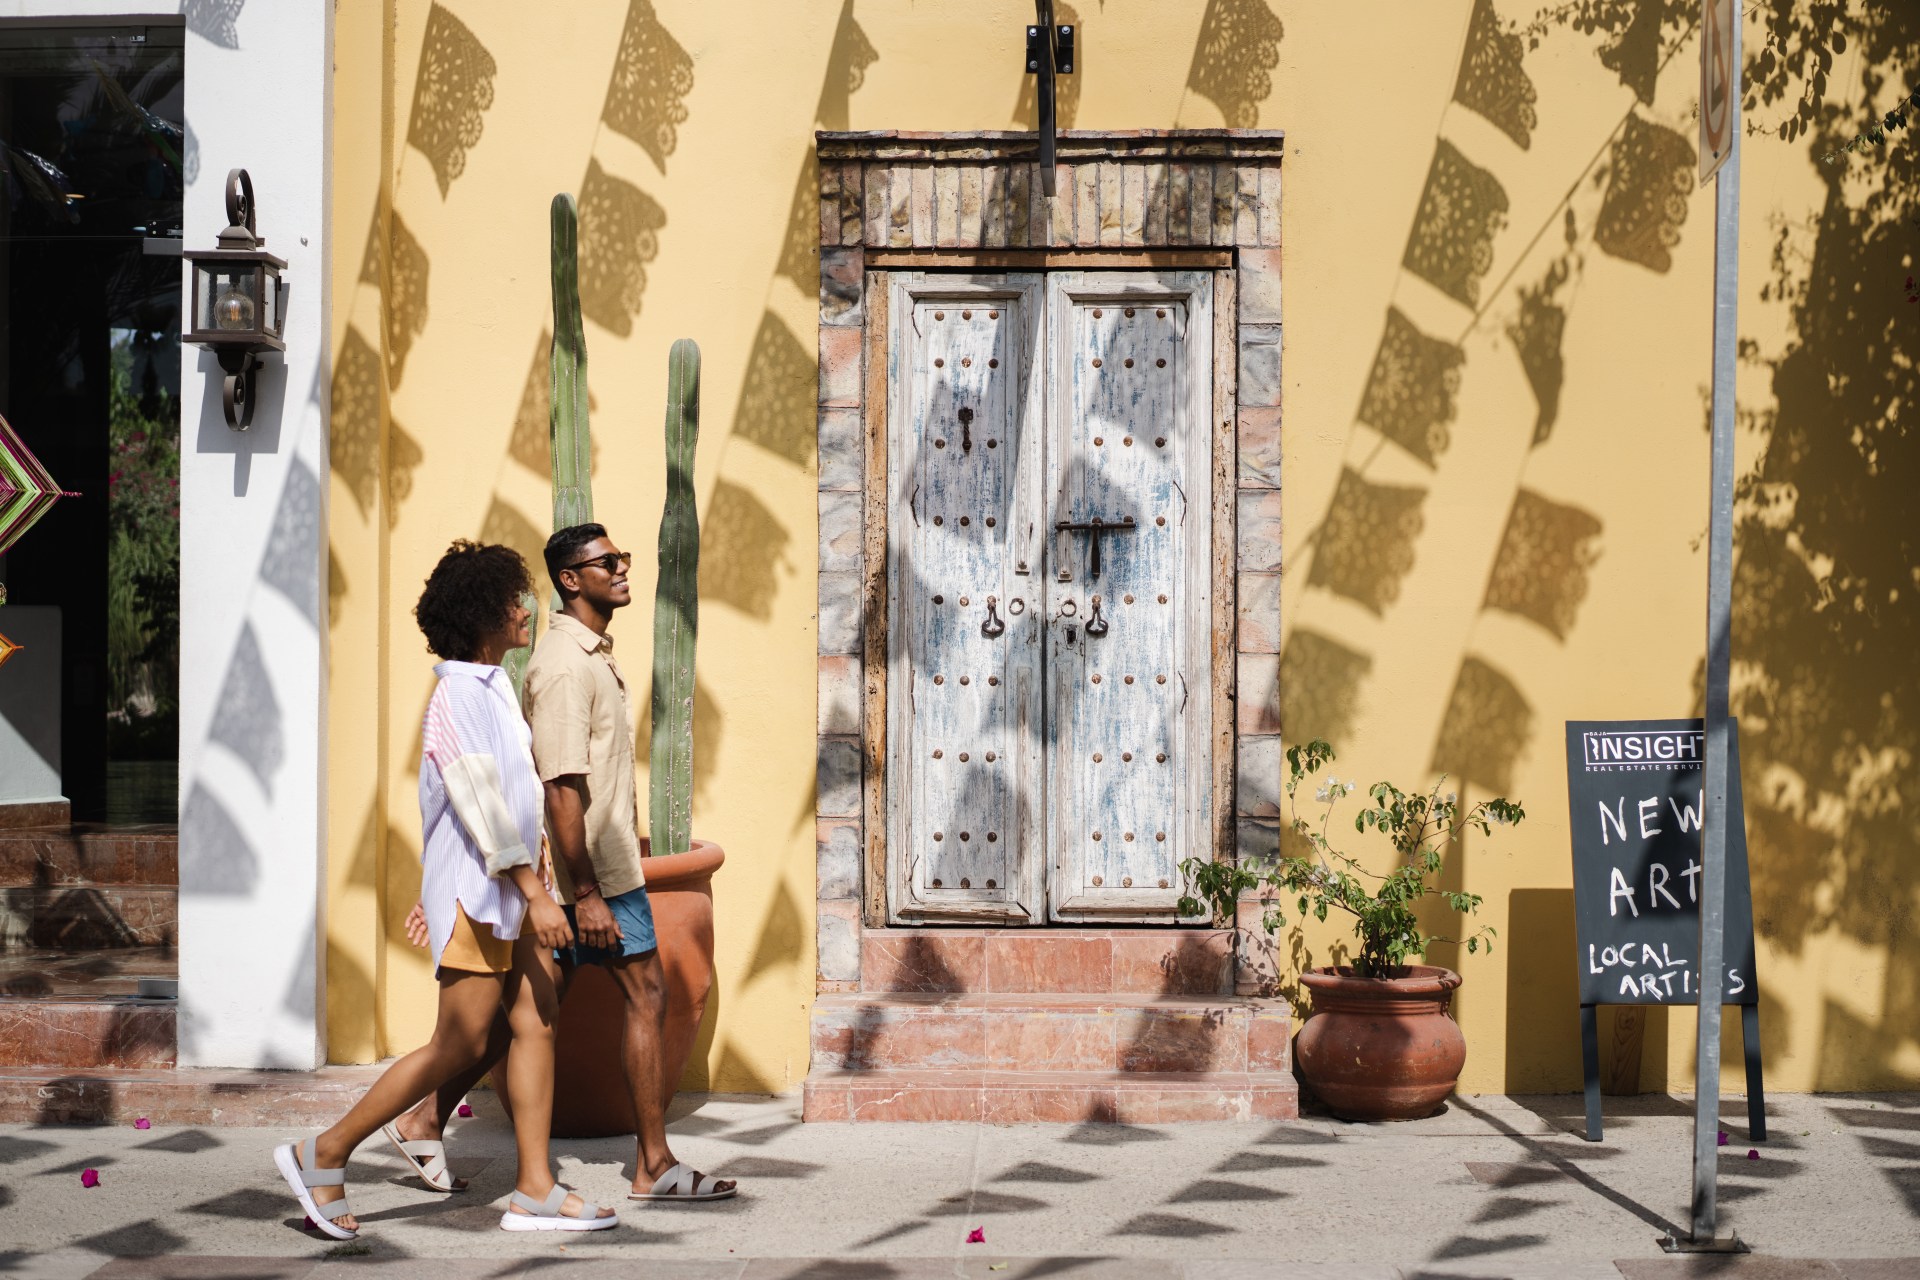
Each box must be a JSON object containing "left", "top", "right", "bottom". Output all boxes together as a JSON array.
[{"left": 0, "top": 24, "right": 183, "bottom": 824}]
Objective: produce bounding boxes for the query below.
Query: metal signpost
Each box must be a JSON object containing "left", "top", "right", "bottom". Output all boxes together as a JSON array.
[{"left": 1669, "top": 0, "right": 1745, "bottom": 1253}]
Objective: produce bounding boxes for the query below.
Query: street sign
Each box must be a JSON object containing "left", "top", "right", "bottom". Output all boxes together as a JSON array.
[{"left": 1699, "top": 0, "right": 1737, "bottom": 184}]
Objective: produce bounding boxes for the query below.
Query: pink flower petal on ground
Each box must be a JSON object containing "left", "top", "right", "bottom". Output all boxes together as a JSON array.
[
  {"left": 1747, "top": 1149, "right": 1760, "bottom": 1160},
  {"left": 1717, "top": 1130, "right": 1729, "bottom": 1146},
  {"left": 966, "top": 1227, "right": 986, "bottom": 1244},
  {"left": 80, "top": 1169, "right": 100, "bottom": 1188},
  {"left": 457, "top": 1103, "right": 474, "bottom": 1118},
  {"left": 134, "top": 1118, "right": 151, "bottom": 1130}
]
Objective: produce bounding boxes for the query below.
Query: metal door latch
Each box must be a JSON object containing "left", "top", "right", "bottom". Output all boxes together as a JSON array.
[
  {"left": 958, "top": 406, "right": 974, "bottom": 454},
  {"left": 1054, "top": 515, "right": 1136, "bottom": 580}
]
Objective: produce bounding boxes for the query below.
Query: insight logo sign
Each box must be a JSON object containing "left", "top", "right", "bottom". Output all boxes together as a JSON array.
[{"left": 1581, "top": 729, "right": 1704, "bottom": 772}]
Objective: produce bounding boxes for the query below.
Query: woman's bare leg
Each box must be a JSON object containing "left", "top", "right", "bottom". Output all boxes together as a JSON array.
[
  {"left": 297, "top": 969, "right": 505, "bottom": 1231},
  {"left": 500, "top": 933, "right": 610, "bottom": 1220}
]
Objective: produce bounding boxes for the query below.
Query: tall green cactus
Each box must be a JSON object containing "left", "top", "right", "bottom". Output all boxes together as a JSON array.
[
  {"left": 649, "top": 339, "right": 700, "bottom": 856},
  {"left": 503, "top": 193, "right": 592, "bottom": 695},
  {"left": 548, "top": 193, "right": 592, "bottom": 529}
]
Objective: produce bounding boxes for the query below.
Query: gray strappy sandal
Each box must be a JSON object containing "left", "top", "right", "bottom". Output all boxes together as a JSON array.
[
  {"left": 498, "top": 1184, "right": 618, "bottom": 1232},
  {"left": 380, "top": 1122, "right": 462, "bottom": 1192},
  {"left": 272, "top": 1137, "right": 357, "bottom": 1240},
  {"left": 629, "top": 1161, "right": 737, "bottom": 1202}
]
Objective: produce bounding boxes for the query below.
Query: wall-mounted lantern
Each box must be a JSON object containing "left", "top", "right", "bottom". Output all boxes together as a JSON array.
[{"left": 183, "top": 169, "right": 286, "bottom": 429}]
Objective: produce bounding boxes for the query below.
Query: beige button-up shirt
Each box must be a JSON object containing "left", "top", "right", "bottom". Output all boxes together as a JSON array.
[{"left": 523, "top": 611, "right": 645, "bottom": 902}]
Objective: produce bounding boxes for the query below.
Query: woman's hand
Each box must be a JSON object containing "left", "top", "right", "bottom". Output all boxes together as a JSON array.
[
  {"left": 527, "top": 895, "right": 574, "bottom": 951},
  {"left": 404, "top": 902, "right": 429, "bottom": 948}
]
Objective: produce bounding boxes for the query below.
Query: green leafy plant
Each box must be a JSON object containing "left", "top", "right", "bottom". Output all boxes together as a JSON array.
[
  {"left": 1179, "top": 739, "right": 1524, "bottom": 979},
  {"left": 104, "top": 338, "right": 179, "bottom": 755}
]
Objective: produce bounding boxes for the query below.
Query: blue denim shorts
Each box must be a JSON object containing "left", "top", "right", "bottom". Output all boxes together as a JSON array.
[{"left": 557, "top": 885, "right": 658, "bottom": 966}]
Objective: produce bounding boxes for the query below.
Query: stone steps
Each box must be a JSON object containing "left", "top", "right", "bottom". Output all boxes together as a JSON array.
[
  {"left": 808, "top": 927, "right": 1297, "bottom": 1123},
  {"left": 812, "top": 991, "right": 1291, "bottom": 1075},
  {"left": 0, "top": 1063, "right": 386, "bottom": 1125},
  {"left": 858, "top": 926, "right": 1235, "bottom": 995},
  {"left": 0, "top": 995, "right": 175, "bottom": 1069},
  {"left": 0, "top": 827, "right": 179, "bottom": 1081},
  {"left": 0, "top": 825, "right": 178, "bottom": 889},
  {"left": 802, "top": 1067, "right": 1298, "bottom": 1124},
  {"left": 0, "top": 885, "right": 176, "bottom": 949}
]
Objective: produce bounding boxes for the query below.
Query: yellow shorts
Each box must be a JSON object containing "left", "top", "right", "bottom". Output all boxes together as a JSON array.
[{"left": 438, "top": 902, "right": 517, "bottom": 976}]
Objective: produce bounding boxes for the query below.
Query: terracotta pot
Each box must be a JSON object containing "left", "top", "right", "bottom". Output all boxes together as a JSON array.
[
  {"left": 502, "top": 839, "right": 723, "bottom": 1139},
  {"left": 1294, "top": 964, "right": 1466, "bottom": 1121}
]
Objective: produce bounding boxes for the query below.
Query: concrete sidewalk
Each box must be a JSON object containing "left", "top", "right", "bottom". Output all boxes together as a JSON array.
[{"left": 1, "top": 1090, "right": 1914, "bottom": 1278}]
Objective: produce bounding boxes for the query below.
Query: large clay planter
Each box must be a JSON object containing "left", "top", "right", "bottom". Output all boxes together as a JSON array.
[
  {"left": 1295, "top": 964, "right": 1466, "bottom": 1121},
  {"left": 502, "top": 839, "right": 723, "bottom": 1138}
]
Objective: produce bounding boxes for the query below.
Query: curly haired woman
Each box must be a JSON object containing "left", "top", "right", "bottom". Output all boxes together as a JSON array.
[{"left": 271, "top": 541, "right": 616, "bottom": 1235}]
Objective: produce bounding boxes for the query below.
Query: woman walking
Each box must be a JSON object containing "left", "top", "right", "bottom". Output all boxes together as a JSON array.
[{"left": 272, "top": 540, "right": 616, "bottom": 1236}]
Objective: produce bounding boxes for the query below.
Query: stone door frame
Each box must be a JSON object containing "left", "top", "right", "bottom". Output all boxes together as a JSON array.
[{"left": 813, "top": 131, "right": 1284, "bottom": 993}]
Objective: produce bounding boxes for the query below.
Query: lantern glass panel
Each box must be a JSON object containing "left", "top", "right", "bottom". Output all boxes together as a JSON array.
[{"left": 193, "top": 261, "right": 263, "bottom": 336}]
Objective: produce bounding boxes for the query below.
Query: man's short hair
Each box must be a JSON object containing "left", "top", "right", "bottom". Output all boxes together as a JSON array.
[{"left": 545, "top": 522, "right": 609, "bottom": 589}]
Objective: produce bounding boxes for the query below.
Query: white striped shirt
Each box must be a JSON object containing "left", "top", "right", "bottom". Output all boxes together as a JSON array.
[{"left": 417, "top": 661, "right": 543, "bottom": 971}]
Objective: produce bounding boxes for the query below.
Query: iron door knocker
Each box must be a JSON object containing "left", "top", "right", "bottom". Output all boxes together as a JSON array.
[
  {"left": 958, "top": 406, "right": 974, "bottom": 454},
  {"left": 1085, "top": 594, "right": 1110, "bottom": 637},
  {"left": 981, "top": 595, "right": 1006, "bottom": 637}
]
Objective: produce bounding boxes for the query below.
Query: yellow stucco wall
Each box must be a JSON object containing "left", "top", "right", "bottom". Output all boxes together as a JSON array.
[{"left": 326, "top": 0, "right": 1919, "bottom": 1095}]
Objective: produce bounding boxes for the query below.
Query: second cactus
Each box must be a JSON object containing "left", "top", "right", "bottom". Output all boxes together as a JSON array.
[{"left": 649, "top": 339, "right": 700, "bottom": 857}]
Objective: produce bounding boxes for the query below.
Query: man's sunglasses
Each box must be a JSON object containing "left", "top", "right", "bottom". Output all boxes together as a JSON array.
[{"left": 563, "top": 551, "right": 632, "bottom": 575}]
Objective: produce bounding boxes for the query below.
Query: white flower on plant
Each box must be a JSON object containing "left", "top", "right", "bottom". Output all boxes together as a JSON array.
[
  {"left": 1345, "top": 782, "right": 1358, "bottom": 796},
  {"left": 1314, "top": 776, "right": 1338, "bottom": 803},
  {"left": 1445, "top": 791, "right": 1457, "bottom": 805}
]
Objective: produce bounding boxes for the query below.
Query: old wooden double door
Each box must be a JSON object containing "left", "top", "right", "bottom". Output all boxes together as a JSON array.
[{"left": 886, "top": 271, "right": 1215, "bottom": 925}]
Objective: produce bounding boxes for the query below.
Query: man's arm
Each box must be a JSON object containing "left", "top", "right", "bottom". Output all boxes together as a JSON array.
[{"left": 545, "top": 774, "right": 621, "bottom": 949}]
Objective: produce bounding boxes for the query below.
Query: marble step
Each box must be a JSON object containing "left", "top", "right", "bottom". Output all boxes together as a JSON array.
[
  {"left": 0, "top": 995, "right": 175, "bottom": 1069},
  {"left": 0, "top": 1063, "right": 388, "bottom": 1125},
  {"left": 802, "top": 1067, "right": 1300, "bottom": 1123},
  {"left": 859, "top": 927, "right": 1234, "bottom": 996},
  {"left": 812, "top": 992, "right": 1292, "bottom": 1076},
  {"left": 0, "top": 825, "right": 177, "bottom": 890},
  {"left": 0, "top": 885, "right": 176, "bottom": 950},
  {"left": 0, "top": 946, "right": 176, "bottom": 998}
]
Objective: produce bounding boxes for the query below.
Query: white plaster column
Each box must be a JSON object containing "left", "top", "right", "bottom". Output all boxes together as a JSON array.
[{"left": 173, "top": 0, "right": 333, "bottom": 1068}]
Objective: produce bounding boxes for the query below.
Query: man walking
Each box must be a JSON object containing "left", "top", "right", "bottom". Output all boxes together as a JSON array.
[{"left": 392, "top": 523, "right": 734, "bottom": 1204}]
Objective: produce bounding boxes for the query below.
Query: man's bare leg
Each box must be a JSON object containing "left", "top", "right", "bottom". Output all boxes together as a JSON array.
[{"left": 606, "top": 950, "right": 733, "bottom": 1196}]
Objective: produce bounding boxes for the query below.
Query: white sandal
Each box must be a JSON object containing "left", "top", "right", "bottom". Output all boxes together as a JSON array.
[
  {"left": 499, "top": 1184, "right": 617, "bottom": 1232},
  {"left": 629, "top": 1161, "right": 737, "bottom": 1202},
  {"left": 380, "top": 1122, "right": 461, "bottom": 1193},
  {"left": 272, "top": 1137, "right": 357, "bottom": 1240}
]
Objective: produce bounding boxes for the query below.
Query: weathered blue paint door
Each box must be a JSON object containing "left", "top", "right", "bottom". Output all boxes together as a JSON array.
[{"left": 886, "top": 271, "right": 1212, "bottom": 924}]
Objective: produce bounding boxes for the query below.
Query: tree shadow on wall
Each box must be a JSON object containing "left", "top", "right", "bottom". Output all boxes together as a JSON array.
[
  {"left": 600, "top": 0, "right": 694, "bottom": 174},
  {"left": 1729, "top": 16, "right": 1920, "bottom": 1090},
  {"left": 1184, "top": 0, "right": 1282, "bottom": 130},
  {"left": 406, "top": 3, "right": 498, "bottom": 199}
]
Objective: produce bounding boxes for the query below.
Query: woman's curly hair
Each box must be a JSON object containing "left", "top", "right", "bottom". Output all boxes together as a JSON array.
[{"left": 414, "top": 540, "right": 532, "bottom": 661}]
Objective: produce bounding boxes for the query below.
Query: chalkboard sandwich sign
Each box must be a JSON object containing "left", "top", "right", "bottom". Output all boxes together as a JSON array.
[{"left": 1564, "top": 719, "right": 1764, "bottom": 1142}]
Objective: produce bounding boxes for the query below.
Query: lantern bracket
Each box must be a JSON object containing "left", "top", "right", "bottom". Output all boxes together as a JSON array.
[{"left": 1025, "top": 2, "right": 1075, "bottom": 198}]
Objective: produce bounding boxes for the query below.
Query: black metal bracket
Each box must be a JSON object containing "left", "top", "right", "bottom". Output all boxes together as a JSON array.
[{"left": 1026, "top": 2, "right": 1076, "bottom": 197}]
